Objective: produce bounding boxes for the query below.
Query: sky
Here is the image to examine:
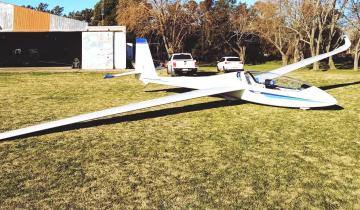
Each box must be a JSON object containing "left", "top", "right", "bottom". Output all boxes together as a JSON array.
[{"left": 3, "top": 0, "right": 256, "bottom": 14}]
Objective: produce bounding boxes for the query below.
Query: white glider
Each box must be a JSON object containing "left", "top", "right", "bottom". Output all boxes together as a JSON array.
[{"left": 0, "top": 36, "right": 351, "bottom": 140}]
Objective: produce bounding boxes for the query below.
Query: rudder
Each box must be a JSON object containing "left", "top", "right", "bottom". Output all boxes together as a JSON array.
[{"left": 135, "top": 38, "right": 158, "bottom": 82}]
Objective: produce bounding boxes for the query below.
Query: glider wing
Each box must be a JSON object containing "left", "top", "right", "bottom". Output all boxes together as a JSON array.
[
  {"left": 256, "top": 35, "right": 351, "bottom": 82},
  {"left": 0, "top": 86, "right": 240, "bottom": 140}
]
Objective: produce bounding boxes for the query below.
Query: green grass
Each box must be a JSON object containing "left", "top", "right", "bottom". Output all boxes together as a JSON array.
[{"left": 0, "top": 65, "right": 360, "bottom": 209}]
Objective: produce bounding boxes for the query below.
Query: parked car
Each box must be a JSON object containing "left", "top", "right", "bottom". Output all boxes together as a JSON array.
[
  {"left": 217, "top": 56, "right": 244, "bottom": 72},
  {"left": 167, "top": 53, "right": 198, "bottom": 76}
]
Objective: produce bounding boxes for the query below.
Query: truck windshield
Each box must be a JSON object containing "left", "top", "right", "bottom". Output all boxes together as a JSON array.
[{"left": 173, "top": 54, "right": 192, "bottom": 60}]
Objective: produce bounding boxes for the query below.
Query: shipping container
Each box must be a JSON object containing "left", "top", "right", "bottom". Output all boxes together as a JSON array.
[
  {"left": 1, "top": 2, "right": 88, "bottom": 32},
  {"left": 50, "top": 15, "right": 87, "bottom": 32},
  {"left": 13, "top": 6, "right": 50, "bottom": 32},
  {"left": 82, "top": 32, "right": 114, "bottom": 70},
  {"left": 0, "top": 3, "right": 127, "bottom": 70},
  {"left": 114, "top": 32, "right": 126, "bottom": 69},
  {"left": 0, "top": 2, "right": 14, "bottom": 31}
]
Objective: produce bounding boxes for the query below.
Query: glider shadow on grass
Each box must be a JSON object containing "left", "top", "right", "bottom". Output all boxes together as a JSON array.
[
  {"left": 3, "top": 99, "right": 246, "bottom": 141},
  {"left": 310, "top": 81, "right": 360, "bottom": 110},
  {"left": 146, "top": 87, "right": 192, "bottom": 94},
  {"left": 320, "top": 81, "right": 360, "bottom": 91}
]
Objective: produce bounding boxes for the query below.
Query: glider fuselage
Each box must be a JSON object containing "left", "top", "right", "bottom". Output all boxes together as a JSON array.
[{"left": 143, "top": 71, "right": 337, "bottom": 108}]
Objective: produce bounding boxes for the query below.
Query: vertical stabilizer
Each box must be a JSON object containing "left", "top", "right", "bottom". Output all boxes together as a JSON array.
[{"left": 135, "top": 38, "right": 158, "bottom": 82}]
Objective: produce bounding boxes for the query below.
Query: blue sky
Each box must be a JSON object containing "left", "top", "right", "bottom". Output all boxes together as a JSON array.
[{"left": 3, "top": 0, "right": 256, "bottom": 14}]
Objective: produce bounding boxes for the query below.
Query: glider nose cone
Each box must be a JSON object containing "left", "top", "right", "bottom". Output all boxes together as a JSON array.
[
  {"left": 323, "top": 94, "right": 337, "bottom": 106},
  {"left": 315, "top": 87, "right": 337, "bottom": 106},
  {"left": 327, "top": 94, "right": 337, "bottom": 105},
  {"left": 303, "top": 86, "right": 337, "bottom": 107}
]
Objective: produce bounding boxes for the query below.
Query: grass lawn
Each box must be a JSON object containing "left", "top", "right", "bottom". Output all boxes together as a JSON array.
[{"left": 0, "top": 64, "right": 360, "bottom": 209}]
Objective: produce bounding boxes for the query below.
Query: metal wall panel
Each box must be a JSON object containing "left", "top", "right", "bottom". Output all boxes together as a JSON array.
[
  {"left": 50, "top": 15, "right": 88, "bottom": 32},
  {"left": 0, "top": 3, "right": 14, "bottom": 31},
  {"left": 82, "top": 32, "right": 114, "bottom": 70},
  {"left": 13, "top": 6, "right": 50, "bottom": 32},
  {"left": 114, "top": 32, "right": 126, "bottom": 69}
]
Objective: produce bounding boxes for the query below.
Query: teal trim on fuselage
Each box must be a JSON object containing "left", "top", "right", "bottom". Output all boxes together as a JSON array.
[{"left": 252, "top": 91, "right": 320, "bottom": 103}]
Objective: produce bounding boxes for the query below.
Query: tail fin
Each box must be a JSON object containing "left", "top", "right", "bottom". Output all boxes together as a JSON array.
[
  {"left": 103, "top": 38, "right": 158, "bottom": 82},
  {"left": 135, "top": 38, "right": 158, "bottom": 82}
]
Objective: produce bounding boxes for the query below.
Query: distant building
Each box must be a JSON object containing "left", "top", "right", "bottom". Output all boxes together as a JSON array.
[{"left": 0, "top": 2, "right": 126, "bottom": 70}]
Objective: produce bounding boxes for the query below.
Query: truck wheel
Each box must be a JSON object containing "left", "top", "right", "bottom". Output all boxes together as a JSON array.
[
  {"left": 192, "top": 69, "right": 197, "bottom": 76},
  {"left": 171, "top": 68, "right": 176, "bottom": 77}
]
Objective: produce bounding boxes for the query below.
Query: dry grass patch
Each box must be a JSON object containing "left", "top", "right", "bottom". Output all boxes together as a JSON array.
[{"left": 0, "top": 67, "right": 360, "bottom": 209}]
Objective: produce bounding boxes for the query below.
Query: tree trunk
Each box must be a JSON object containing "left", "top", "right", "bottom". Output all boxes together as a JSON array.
[
  {"left": 162, "top": 35, "right": 172, "bottom": 58},
  {"left": 292, "top": 37, "right": 300, "bottom": 63},
  {"left": 239, "top": 46, "right": 246, "bottom": 64},
  {"left": 313, "top": 61, "right": 320, "bottom": 70},
  {"left": 310, "top": 44, "right": 316, "bottom": 70},
  {"left": 326, "top": 0, "right": 338, "bottom": 70},
  {"left": 355, "top": 39, "right": 360, "bottom": 71},
  {"left": 326, "top": 34, "right": 337, "bottom": 70},
  {"left": 328, "top": 56, "right": 336, "bottom": 70},
  {"left": 282, "top": 54, "right": 289, "bottom": 66},
  {"left": 294, "top": 45, "right": 300, "bottom": 63},
  {"left": 313, "top": 33, "right": 322, "bottom": 70},
  {"left": 309, "top": 29, "right": 316, "bottom": 70}
]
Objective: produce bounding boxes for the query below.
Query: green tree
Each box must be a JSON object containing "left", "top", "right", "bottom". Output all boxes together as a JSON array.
[
  {"left": 67, "top": 9, "right": 94, "bottom": 24},
  {"left": 50, "top": 5, "right": 64, "bottom": 16},
  {"left": 22, "top": 3, "right": 64, "bottom": 16},
  {"left": 36, "top": 2, "right": 49, "bottom": 12},
  {"left": 93, "top": 0, "right": 118, "bottom": 26}
]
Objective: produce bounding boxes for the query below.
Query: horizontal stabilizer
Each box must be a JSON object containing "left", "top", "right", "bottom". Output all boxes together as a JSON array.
[
  {"left": 103, "top": 71, "right": 140, "bottom": 79},
  {"left": 104, "top": 74, "right": 115, "bottom": 79}
]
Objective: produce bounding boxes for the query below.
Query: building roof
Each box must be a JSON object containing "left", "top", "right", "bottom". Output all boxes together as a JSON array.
[{"left": 86, "top": 26, "right": 126, "bottom": 32}]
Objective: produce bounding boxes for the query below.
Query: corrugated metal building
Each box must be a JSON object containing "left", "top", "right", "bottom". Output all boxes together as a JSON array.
[{"left": 0, "top": 2, "right": 126, "bottom": 69}]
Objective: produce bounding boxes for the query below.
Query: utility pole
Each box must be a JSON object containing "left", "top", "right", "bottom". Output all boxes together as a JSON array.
[{"left": 101, "top": 0, "right": 105, "bottom": 26}]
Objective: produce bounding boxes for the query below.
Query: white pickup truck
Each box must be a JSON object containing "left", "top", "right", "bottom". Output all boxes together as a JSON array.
[{"left": 167, "top": 53, "right": 198, "bottom": 76}]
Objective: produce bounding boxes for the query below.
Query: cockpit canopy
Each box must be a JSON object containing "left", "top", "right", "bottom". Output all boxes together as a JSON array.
[{"left": 245, "top": 71, "right": 311, "bottom": 90}]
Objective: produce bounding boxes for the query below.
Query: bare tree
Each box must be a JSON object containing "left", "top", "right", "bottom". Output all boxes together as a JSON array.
[
  {"left": 253, "top": 1, "right": 295, "bottom": 66},
  {"left": 198, "top": 0, "right": 214, "bottom": 58},
  {"left": 324, "top": 0, "right": 348, "bottom": 70},
  {"left": 346, "top": 0, "right": 360, "bottom": 70},
  {"left": 285, "top": 0, "right": 320, "bottom": 68},
  {"left": 117, "top": 0, "right": 153, "bottom": 36},
  {"left": 223, "top": 3, "right": 255, "bottom": 62},
  {"left": 297, "top": 0, "right": 333, "bottom": 70},
  {"left": 285, "top": 0, "right": 343, "bottom": 70},
  {"left": 148, "top": 0, "right": 198, "bottom": 56}
]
